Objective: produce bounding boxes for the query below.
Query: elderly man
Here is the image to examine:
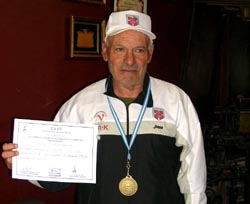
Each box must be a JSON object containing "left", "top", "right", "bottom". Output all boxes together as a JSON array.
[{"left": 2, "top": 10, "right": 207, "bottom": 204}]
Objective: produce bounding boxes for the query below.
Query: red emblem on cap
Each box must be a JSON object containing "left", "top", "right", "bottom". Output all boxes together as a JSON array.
[{"left": 127, "top": 15, "right": 139, "bottom": 26}]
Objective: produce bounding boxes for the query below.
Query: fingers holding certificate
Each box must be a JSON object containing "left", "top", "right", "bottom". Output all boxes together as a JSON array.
[{"left": 12, "top": 118, "right": 98, "bottom": 184}]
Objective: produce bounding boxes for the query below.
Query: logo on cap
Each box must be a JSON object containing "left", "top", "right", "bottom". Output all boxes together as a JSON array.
[{"left": 126, "top": 14, "right": 139, "bottom": 26}]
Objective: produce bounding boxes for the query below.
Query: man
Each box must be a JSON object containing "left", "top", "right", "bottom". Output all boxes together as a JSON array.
[{"left": 2, "top": 10, "right": 207, "bottom": 204}]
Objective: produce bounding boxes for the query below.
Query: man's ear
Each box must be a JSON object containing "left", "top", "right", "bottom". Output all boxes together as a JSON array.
[{"left": 102, "top": 42, "right": 108, "bottom": 62}]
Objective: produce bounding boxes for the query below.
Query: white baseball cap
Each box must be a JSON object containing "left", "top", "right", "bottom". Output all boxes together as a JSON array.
[{"left": 105, "top": 10, "right": 156, "bottom": 42}]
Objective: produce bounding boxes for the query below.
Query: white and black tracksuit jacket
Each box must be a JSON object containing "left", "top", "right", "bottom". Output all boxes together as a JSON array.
[{"left": 38, "top": 75, "right": 207, "bottom": 204}]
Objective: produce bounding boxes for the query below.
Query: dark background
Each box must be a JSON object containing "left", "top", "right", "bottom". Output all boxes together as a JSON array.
[{"left": 0, "top": 0, "right": 249, "bottom": 203}]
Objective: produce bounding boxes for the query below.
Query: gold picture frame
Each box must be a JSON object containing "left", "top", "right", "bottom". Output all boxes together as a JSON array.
[{"left": 70, "top": 16, "right": 105, "bottom": 58}]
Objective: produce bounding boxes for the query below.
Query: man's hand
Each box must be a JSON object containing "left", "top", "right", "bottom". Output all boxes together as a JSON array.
[{"left": 1, "top": 143, "right": 19, "bottom": 169}]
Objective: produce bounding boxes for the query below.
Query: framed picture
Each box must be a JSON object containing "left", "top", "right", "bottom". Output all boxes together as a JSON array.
[
  {"left": 114, "top": 0, "right": 147, "bottom": 13},
  {"left": 72, "top": 0, "right": 106, "bottom": 5},
  {"left": 70, "top": 16, "right": 105, "bottom": 58}
]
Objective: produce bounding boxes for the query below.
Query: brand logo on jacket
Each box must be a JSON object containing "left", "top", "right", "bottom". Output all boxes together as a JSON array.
[
  {"left": 153, "top": 107, "right": 165, "bottom": 120},
  {"left": 153, "top": 125, "right": 163, "bottom": 129}
]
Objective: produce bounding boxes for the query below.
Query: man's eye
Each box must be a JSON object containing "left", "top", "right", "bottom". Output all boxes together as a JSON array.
[
  {"left": 115, "top": 47, "right": 124, "bottom": 52},
  {"left": 134, "top": 48, "right": 146, "bottom": 54}
]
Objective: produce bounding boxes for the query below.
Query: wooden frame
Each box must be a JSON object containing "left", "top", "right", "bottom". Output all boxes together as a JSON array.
[{"left": 70, "top": 16, "right": 105, "bottom": 58}]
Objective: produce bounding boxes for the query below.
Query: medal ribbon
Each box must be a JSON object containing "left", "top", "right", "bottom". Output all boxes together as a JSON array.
[{"left": 107, "top": 81, "right": 151, "bottom": 161}]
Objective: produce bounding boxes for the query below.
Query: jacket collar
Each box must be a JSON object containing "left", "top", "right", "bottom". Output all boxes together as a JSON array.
[{"left": 104, "top": 74, "right": 153, "bottom": 107}]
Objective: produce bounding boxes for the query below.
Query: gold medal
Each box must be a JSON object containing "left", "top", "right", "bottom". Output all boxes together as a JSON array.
[{"left": 119, "top": 176, "right": 138, "bottom": 196}]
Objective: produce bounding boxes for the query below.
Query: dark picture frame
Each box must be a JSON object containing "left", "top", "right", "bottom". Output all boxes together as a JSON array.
[{"left": 70, "top": 16, "right": 105, "bottom": 58}]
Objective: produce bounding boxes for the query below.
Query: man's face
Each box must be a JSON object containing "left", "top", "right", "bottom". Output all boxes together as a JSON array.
[{"left": 102, "top": 30, "right": 154, "bottom": 89}]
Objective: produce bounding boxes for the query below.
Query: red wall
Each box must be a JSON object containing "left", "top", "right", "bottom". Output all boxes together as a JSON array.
[
  {"left": 148, "top": 0, "right": 192, "bottom": 84},
  {"left": 0, "top": 0, "right": 192, "bottom": 203}
]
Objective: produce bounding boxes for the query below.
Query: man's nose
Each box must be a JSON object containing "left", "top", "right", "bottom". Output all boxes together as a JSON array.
[{"left": 124, "top": 50, "right": 135, "bottom": 65}]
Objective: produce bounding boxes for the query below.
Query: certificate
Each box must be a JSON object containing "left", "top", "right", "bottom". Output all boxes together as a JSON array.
[{"left": 12, "top": 118, "right": 98, "bottom": 183}]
